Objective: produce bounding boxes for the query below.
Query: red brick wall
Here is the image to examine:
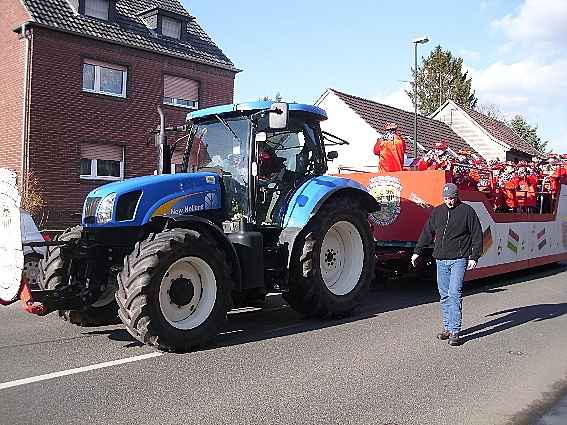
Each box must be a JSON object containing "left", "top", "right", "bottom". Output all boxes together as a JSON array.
[
  {"left": 0, "top": 1, "right": 30, "bottom": 173},
  {"left": 27, "top": 27, "right": 236, "bottom": 227}
]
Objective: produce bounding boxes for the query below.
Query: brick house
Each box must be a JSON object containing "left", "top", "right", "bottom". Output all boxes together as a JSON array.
[
  {"left": 316, "top": 89, "right": 479, "bottom": 174},
  {"left": 0, "top": 0, "right": 238, "bottom": 228}
]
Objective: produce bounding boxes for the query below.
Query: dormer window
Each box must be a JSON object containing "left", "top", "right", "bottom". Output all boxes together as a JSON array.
[
  {"left": 161, "top": 16, "right": 181, "bottom": 39},
  {"left": 138, "top": 7, "right": 191, "bottom": 41},
  {"left": 85, "top": 0, "right": 109, "bottom": 20}
]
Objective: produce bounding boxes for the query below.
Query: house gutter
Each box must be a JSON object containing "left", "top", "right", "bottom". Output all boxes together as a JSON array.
[
  {"left": 13, "top": 21, "right": 241, "bottom": 74},
  {"left": 18, "top": 22, "right": 32, "bottom": 191}
]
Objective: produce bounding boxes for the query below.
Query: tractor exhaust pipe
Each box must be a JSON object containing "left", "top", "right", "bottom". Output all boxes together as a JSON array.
[{"left": 156, "top": 106, "right": 171, "bottom": 175}]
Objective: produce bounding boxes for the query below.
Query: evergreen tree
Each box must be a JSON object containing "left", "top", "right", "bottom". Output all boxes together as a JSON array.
[
  {"left": 406, "top": 45, "right": 478, "bottom": 115},
  {"left": 508, "top": 115, "right": 548, "bottom": 153}
]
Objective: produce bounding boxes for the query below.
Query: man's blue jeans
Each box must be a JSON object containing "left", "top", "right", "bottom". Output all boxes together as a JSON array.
[{"left": 436, "top": 258, "right": 468, "bottom": 334}]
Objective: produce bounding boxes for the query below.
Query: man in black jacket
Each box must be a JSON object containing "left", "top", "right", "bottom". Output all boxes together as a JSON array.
[{"left": 411, "top": 183, "right": 482, "bottom": 346}]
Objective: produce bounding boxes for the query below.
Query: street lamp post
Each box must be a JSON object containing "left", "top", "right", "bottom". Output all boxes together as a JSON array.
[{"left": 412, "top": 36, "right": 429, "bottom": 159}]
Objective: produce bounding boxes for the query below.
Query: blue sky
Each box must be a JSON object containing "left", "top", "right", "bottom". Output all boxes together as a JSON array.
[{"left": 183, "top": 0, "right": 567, "bottom": 152}]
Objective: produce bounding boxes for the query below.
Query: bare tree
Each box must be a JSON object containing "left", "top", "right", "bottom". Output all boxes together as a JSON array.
[{"left": 475, "top": 103, "right": 506, "bottom": 121}]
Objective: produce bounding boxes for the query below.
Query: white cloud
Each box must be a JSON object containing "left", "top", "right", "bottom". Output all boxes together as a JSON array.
[
  {"left": 471, "top": 59, "right": 567, "bottom": 107},
  {"left": 469, "top": 58, "right": 567, "bottom": 149},
  {"left": 491, "top": 0, "right": 567, "bottom": 47},
  {"left": 375, "top": 85, "right": 413, "bottom": 112}
]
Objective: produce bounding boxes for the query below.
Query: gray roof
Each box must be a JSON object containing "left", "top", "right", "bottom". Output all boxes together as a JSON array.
[
  {"left": 136, "top": 0, "right": 190, "bottom": 17},
  {"left": 20, "top": 0, "right": 237, "bottom": 71}
]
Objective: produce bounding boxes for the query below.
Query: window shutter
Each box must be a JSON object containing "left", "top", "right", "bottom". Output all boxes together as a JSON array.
[
  {"left": 162, "top": 16, "right": 181, "bottom": 39},
  {"left": 80, "top": 143, "right": 123, "bottom": 161},
  {"left": 85, "top": 0, "right": 109, "bottom": 20},
  {"left": 164, "top": 75, "right": 199, "bottom": 101}
]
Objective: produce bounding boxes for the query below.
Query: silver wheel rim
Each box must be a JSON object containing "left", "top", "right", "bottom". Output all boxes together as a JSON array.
[
  {"left": 319, "top": 221, "right": 364, "bottom": 296},
  {"left": 159, "top": 257, "right": 217, "bottom": 330},
  {"left": 23, "top": 256, "right": 41, "bottom": 288}
]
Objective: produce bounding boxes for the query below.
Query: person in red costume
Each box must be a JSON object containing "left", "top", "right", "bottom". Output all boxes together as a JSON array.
[
  {"left": 373, "top": 123, "right": 406, "bottom": 172},
  {"left": 490, "top": 163, "right": 507, "bottom": 212},
  {"left": 501, "top": 163, "right": 519, "bottom": 212},
  {"left": 417, "top": 141, "right": 451, "bottom": 171},
  {"left": 516, "top": 166, "right": 537, "bottom": 213},
  {"left": 559, "top": 154, "right": 567, "bottom": 176}
]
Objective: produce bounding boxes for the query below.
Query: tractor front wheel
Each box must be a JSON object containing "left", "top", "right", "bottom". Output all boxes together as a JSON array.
[{"left": 116, "top": 228, "right": 232, "bottom": 352}]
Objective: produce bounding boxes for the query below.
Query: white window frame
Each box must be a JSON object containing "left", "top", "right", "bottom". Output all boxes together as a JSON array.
[
  {"left": 80, "top": 153, "right": 125, "bottom": 181},
  {"left": 83, "top": 60, "right": 127, "bottom": 98},
  {"left": 163, "top": 97, "right": 199, "bottom": 110}
]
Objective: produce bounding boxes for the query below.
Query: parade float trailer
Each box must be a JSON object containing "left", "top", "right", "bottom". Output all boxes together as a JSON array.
[{"left": 344, "top": 169, "right": 567, "bottom": 281}]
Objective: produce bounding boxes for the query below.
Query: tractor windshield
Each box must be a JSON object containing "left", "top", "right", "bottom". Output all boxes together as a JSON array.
[{"left": 189, "top": 117, "right": 251, "bottom": 216}]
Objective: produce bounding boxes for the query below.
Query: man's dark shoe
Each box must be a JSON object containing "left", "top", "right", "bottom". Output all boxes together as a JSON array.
[
  {"left": 448, "top": 333, "right": 461, "bottom": 346},
  {"left": 437, "top": 330, "right": 450, "bottom": 340}
]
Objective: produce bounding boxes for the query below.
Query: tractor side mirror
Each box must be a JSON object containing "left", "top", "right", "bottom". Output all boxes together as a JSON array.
[
  {"left": 269, "top": 102, "right": 288, "bottom": 130},
  {"left": 327, "top": 151, "right": 338, "bottom": 161}
]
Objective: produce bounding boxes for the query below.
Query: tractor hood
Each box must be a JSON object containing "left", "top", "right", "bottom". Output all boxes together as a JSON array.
[{"left": 82, "top": 172, "right": 222, "bottom": 228}]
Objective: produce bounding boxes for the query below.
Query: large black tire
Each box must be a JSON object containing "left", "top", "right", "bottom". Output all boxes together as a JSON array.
[
  {"left": 116, "top": 228, "right": 232, "bottom": 352},
  {"left": 284, "top": 197, "right": 375, "bottom": 318},
  {"left": 38, "top": 226, "right": 119, "bottom": 326}
]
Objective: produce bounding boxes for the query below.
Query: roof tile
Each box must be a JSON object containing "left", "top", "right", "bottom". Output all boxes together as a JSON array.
[
  {"left": 458, "top": 104, "right": 540, "bottom": 156},
  {"left": 22, "top": 0, "right": 236, "bottom": 70}
]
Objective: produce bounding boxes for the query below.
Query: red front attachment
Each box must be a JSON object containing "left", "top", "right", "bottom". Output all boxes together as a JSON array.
[{"left": 19, "top": 279, "right": 47, "bottom": 315}]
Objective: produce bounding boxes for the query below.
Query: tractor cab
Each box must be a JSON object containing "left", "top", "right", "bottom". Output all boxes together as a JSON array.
[{"left": 184, "top": 102, "right": 329, "bottom": 229}]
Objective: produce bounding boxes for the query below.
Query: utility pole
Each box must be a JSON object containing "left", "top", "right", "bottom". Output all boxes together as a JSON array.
[{"left": 412, "top": 36, "right": 429, "bottom": 159}]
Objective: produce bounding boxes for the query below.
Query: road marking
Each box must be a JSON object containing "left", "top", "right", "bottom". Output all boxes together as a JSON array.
[{"left": 0, "top": 352, "right": 163, "bottom": 391}]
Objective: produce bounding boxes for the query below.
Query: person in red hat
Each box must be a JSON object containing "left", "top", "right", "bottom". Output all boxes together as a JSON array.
[
  {"left": 491, "top": 163, "right": 507, "bottom": 212},
  {"left": 417, "top": 141, "right": 450, "bottom": 171},
  {"left": 516, "top": 167, "right": 537, "bottom": 213},
  {"left": 500, "top": 164, "right": 519, "bottom": 212},
  {"left": 373, "top": 123, "right": 406, "bottom": 172}
]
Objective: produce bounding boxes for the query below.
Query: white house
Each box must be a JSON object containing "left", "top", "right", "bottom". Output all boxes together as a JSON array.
[
  {"left": 430, "top": 100, "right": 540, "bottom": 162},
  {"left": 315, "top": 89, "right": 478, "bottom": 174}
]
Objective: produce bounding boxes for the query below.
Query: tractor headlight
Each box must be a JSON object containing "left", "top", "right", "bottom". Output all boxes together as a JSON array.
[{"left": 95, "top": 193, "right": 116, "bottom": 224}]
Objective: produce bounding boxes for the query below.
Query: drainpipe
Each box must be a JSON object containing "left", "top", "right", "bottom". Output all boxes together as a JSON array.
[
  {"left": 19, "top": 23, "right": 32, "bottom": 193},
  {"left": 156, "top": 106, "right": 171, "bottom": 175}
]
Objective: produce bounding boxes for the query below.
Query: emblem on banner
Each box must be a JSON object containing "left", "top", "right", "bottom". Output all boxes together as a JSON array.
[{"left": 367, "top": 176, "right": 402, "bottom": 226}]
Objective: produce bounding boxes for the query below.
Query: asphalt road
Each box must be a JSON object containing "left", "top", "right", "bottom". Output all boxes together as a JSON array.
[{"left": 1, "top": 264, "right": 567, "bottom": 425}]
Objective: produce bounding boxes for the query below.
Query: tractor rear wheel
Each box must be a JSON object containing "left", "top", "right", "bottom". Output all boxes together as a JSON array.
[
  {"left": 284, "top": 197, "right": 375, "bottom": 318},
  {"left": 116, "top": 228, "right": 232, "bottom": 352},
  {"left": 38, "top": 226, "right": 119, "bottom": 326}
]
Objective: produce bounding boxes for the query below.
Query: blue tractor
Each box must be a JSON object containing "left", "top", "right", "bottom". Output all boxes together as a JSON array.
[{"left": 34, "top": 101, "right": 379, "bottom": 351}]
